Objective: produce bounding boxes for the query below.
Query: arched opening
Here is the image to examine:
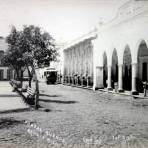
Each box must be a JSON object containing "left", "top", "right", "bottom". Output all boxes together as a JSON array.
[
  {"left": 137, "top": 40, "right": 148, "bottom": 93},
  {"left": 111, "top": 49, "right": 118, "bottom": 88},
  {"left": 123, "top": 46, "right": 132, "bottom": 91},
  {"left": 103, "top": 52, "right": 108, "bottom": 87}
]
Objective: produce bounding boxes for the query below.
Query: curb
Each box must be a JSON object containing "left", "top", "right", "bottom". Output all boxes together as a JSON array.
[
  {"left": 62, "top": 83, "right": 148, "bottom": 100},
  {"left": 99, "top": 89, "right": 148, "bottom": 99},
  {"left": 98, "top": 89, "right": 132, "bottom": 97}
]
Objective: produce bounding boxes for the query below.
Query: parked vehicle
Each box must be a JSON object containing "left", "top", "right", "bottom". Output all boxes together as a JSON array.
[{"left": 44, "top": 68, "right": 57, "bottom": 84}]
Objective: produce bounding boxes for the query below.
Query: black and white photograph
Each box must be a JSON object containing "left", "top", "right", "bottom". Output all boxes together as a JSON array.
[{"left": 0, "top": 0, "right": 148, "bottom": 147}]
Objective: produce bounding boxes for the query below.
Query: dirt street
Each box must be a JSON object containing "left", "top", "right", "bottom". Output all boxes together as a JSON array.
[{"left": 0, "top": 83, "right": 148, "bottom": 148}]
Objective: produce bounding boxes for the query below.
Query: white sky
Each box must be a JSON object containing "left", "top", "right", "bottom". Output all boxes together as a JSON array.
[{"left": 0, "top": 0, "right": 127, "bottom": 42}]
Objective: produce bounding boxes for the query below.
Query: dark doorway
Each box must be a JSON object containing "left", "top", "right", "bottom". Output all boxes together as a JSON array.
[
  {"left": 103, "top": 52, "right": 108, "bottom": 87},
  {"left": 0, "top": 70, "right": 4, "bottom": 80},
  {"left": 142, "top": 62, "right": 147, "bottom": 82},
  {"left": 111, "top": 49, "right": 118, "bottom": 88},
  {"left": 7, "top": 69, "right": 11, "bottom": 80},
  {"left": 123, "top": 46, "right": 132, "bottom": 91}
]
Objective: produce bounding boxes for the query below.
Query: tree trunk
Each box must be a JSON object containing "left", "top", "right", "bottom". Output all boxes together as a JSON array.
[
  {"left": 26, "top": 66, "right": 32, "bottom": 87},
  {"left": 20, "top": 70, "right": 23, "bottom": 88},
  {"left": 32, "top": 65, "right": 39, "bottom": 110},
  {"left": 35, "top": 79, "right": 39, "bottom": 109},
  {"left": 15, "top": 69, "right": 19, "bottom": 80}
]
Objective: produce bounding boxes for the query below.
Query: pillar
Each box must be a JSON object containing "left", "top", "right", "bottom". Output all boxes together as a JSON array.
[
  {"left": 77, "top": 75, "right": 80, "bottom": 85},
  {"left": 93, "top": 66, "right": 104, "bottom": 90},
  {"left": 70, "top": 49, "right": 73, "bottom": 76},
  {"left": 72, "top": 76, "right": 74, "bottom": 85},
  {"left": 67, "top": 51, "right": 70, "bottom": 77},
  {"left": 87, "top": 76, "right": 91, "bottom": 87},
  {"left": 81, "top": 76, "right": 83, "bottom": 86},
  {"left": 132, "top": 63, "right": 139, "bottom": 95},
  {"left": 75, "top": 75, "right": 78, "bottom": 85},
  {"left": 62, "top": 51, "right": 66, "bottom": 84},
  {"left": 118, "top": 64, "right": 124, "bottom": 92},
  {"left": 107, "top": 65, "right": 112, "bottom": 90}
]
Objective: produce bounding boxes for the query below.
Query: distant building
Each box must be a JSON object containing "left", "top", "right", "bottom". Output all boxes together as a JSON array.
[
  {"left": 0, "top": 37, "right": 14, "bottom": 80},
  {"left": 62, "top": 0, "right": 148, "bottom": 94}
]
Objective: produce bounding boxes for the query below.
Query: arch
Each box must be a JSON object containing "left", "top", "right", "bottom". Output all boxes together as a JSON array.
[
  {"left": 137, "top": 40, "right": 148, "bottom": 92},
  {"left": 123, "top": 45, "right": 132, "bottom": 90},
  {"left": 138, "top": 40, "right": 148, "bottom": 57},
  {"left": 103, "top": 52, "right": 108, "bottom": 87},
  {"left": 134, "top": 39, "right": 148, "bottom": 63},
  {"left": 111, "top": 48, "right": 118, "bottom": 88},
  {"left": 119, "top": 42, "right": 133, "bottom": 64}
]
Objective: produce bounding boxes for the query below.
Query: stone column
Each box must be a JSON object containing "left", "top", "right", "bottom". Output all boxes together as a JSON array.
[
  {"left": 68, "top": 76, "right": 70, "bottom": 84},
  {"left": 63, "top": 51, "right": 66, "bottom": 84},
  {"left": 67, "top": 51, "right": 70, "bottom": 76},
  {"left": 93, "top": 66, "right": 104, "bottom": 90},
  {"left": 78, "top": 47, "right": 80, "bottom": 75},
  {"left": 107, "top": 65, "right": 112, "bottom": 90},
  {"left": 72, "top": 76, "right": 74, "bottom": 85},
  {"left": 87, "top": 76, "right": 91, "bottom": 87},
  {"left": 132, "top": 63, "right": 139, "bottom": 95},
  {"left": 118, "top": 64, "right": 124, "bottom": 92},
  {"left": 66, "top": 51, "right": 68, "bottom": 75},
  {"left": 80, "top": 75, "right": 83, "bottom": 86},
  {"left": 70, "top": 49, "right": 73, "bottom": 76},
  {"left": 77, "top": 75, "right": 80, "bottom": 85}
]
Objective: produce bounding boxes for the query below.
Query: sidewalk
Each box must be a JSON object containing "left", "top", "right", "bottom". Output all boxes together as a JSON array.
[{"left": 0, "top": 81, "right": 29, "bottom": 113}]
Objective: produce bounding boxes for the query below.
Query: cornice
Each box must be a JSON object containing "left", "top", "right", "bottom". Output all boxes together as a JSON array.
[{"left": 63, "top": 29, "right": 97, "bottom": 51}]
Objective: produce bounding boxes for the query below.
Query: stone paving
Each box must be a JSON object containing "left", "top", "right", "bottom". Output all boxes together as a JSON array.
[
  {"left": 0, "top": 81, "right": 29, "bottom": 112},
  {"left": 0, "top": 83, "right": 148, "bottom": 147}
]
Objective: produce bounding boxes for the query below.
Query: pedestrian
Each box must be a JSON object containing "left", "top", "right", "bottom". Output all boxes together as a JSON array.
[{"left": 143, "top": 81, "right": 147, "bottom": 97}]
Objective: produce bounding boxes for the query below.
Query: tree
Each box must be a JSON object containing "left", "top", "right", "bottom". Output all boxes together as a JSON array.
[
  {"left": 3, "top": 27, "right": 25, "bottom": 81},
  {"left": 4, "top": 25, "right": 58, "bottom": 109},
  {"left": 20, "top": 25, "right": 58, "bottom": 86}
]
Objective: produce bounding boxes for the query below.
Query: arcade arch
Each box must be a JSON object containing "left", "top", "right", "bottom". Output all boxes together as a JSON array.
[
  {"left": 137, "top": 40, "right": 148, "bottom": 92},
  {"left": 123, "top": 45, "right": 132, "bottom": 91}
]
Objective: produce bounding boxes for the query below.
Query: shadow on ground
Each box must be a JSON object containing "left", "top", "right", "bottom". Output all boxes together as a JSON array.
[
  {"left": 0, "top": 117, "right": 24, "bottom": 129},
  {"left": 39, "top": 94, "right": 61, "bottom": 97},
  {"left": 0, "top": 95, "right": 19, "bottom": 97},
  {"left": 39, "top": 99, "right": 78, "bottom": 104}
]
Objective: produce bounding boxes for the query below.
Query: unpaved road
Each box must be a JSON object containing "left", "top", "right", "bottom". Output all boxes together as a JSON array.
[{"left": 0, "top": 83, "right": 148, "bottom": 148}]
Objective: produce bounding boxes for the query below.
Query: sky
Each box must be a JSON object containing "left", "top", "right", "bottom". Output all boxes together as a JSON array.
[{"left": 0, "top": 0, "right": 128, "bottom": 42}]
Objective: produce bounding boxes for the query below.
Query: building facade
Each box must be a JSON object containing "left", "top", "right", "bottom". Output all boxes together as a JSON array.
[
  {"left": 62, "top": 31, "right": 96, "bottom": 87},
  {"left": 62, "top": 0, "right": 148, "bottom": 94},
  {"left": 0, "top": 37, "right": 14, "bottom": 80}
]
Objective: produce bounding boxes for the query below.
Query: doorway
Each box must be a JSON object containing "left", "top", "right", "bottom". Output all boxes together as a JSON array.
[{"left": 0, "top": 70, "right": 4, "bottom": 80}]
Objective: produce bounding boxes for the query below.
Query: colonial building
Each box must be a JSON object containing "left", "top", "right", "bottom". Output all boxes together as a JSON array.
[
  {"left": 0, "top": 37, "right": 13, "bottom": 80},
  {"left": 62, "top": 0, "right": 148, "bottom": 95}
]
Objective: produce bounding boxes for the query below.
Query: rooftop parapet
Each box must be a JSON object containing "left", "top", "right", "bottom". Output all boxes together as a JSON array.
[{"left": 98, "top": 0, "right": 148, "bottom": 31}]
